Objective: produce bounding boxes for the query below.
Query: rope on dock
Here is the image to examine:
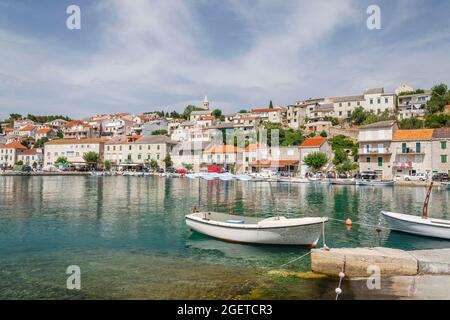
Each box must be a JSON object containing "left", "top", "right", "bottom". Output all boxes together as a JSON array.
[
  {"left": 277, "top": 251, "right": 311, "bottom": 269},
  {"left": 335, "top": 256, "right": 347, "bottom": 300}
]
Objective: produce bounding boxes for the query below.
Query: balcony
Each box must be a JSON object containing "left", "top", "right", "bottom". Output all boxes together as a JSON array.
[
  {"left": 396, "top": 148, "right": 424, "bottom": 154},
  {"left": 359, "top": 148, "right": 392, "bottom": 155}
]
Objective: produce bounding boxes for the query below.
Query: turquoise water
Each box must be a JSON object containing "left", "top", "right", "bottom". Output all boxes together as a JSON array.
[{"left": 1, "top": 176, "right": 450, "bottom": 299}]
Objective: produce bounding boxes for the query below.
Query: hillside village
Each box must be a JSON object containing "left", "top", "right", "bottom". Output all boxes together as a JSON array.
[{"left": 1, "top": 83, "right": 450, "bottom": 180}]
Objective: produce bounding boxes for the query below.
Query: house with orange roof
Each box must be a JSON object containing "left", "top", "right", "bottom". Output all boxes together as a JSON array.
[
  {"left": 202, "top": 145, "right": 243, "bottom": 172},
  {"left": 299, "top": 137, "right": 332, "bottom": 176},
  {"left": 35, "top": 127, "right": 56, "bottom": 140},
  {"left": 45, "top": 118, "right": 68, "bottom": 129},
  {"left": 0, "top": 141, "right": 28, "bottom": 168},
  {"left": 13, "top": 119, "right": 34, "bottom": 130},
  {"left": 104, "top": 135, "right": 176, "bottom": 169},
  {"left": 242, "top": 143, "right": 269, "bottom": 173},
  {"left": 392, "top": 129, "right": 434, "bottom": 178},
  {"left": 250, "top": 107, "right": 286, "bottom": 123},
  {"left": 44, "top": 138, "right": 110, "bottom": 168},
  {"left": 63, "top": 120, "right": 99, "bottom": 139},
  {"left": 18, "top": 125, "right": 37, "bottom": 138},
  {"left": 250, "top": 145, "right": 301, "bottom": 175},
  {"left": 18, "top": 148, "right": 44, "bottom": 168}
]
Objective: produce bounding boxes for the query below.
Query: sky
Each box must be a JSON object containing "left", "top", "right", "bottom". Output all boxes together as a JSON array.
[{"left": 0, "top": 0, "right": 449, "bottom": 119}]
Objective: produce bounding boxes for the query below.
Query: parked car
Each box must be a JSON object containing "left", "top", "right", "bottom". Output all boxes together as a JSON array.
[
  {"left": 432, "top": 173, "right": 450, "bottom": 182},
  {"left": 165, "top": 166, "right": 176, "bottom": 174},
  {"left": 404, "top": 173, "right": 428, "bottom": 181}
]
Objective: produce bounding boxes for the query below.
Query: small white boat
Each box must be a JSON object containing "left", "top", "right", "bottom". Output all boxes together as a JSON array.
[
  {"left": 200, "top": 173, "right": 218, "bottom": 180},
  {"left": 329, "top": 178, "right": 356, "bottom": 186},
  {"left": 382, "top": 211, "right": 450, "bottom": 240},
  {"left": 235, "top": 174, "right": 253, "bottom": 181},
  {"left": 356, "top": 179, "right": 394, "bottom": 186},
  {"left": 382, "top": 182, "right": 450, "bottom": 239},
  {"left": 185, "top": 173, "right": 201, "bottom": 179},
  {"left": 218, "top": 172, "right": 235, "bottom": 181},
  {"left": 290, "top": 177, "right": 311, "bottom": 183},
  {"left": 185, "top": 211, "right": 328, "bottom": 246}
]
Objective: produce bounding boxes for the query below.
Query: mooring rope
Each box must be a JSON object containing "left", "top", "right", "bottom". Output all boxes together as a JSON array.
[
  {"left": 277, "top": 251, "right": 312, "bottom": 269},
  {"left": 335, "top": 256, "right": 346, "bottom": 300}
]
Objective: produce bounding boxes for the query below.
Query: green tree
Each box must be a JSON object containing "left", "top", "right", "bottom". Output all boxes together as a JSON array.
[
  {"left": 351, "top": 107, "right": 367, "bottom": 125},
  {"left": 320, "top": 130, "right": 327, "bottom": 138},
  {"left": 333, "top": 148, "right": 348, "bottom": 166},
  {"left": 151, "top": 129, "right": 168, "bottom": 136},
  {"left": 336, "top": 161, "right": 352, "bottom": 174},
  {"left": 55, "top": 156, "right": 69, "bottom": 166},
  {"left": 32, "top": 162, "right": 37, "bottom": 169},
  {"left": 9, "top": 113, "right": 22, "bottom": 121},
  {"left": 398, "top": 118, "right": 425, "bottom": 129},
  {"left": 424, "top": 113, "right": 450, "bottom": 128},
  {"left": 34, "top": 137, "right": 49, "bottom": 149},
  {"left": 104, "top": 160, "right": 111, "bottom": 170},
  {"left": 16, "top": 160, "right": 24, "bottom": 166},
  {"left": 303, "top": 152, "right": 328, "bottom": 172},
  {"left": 56, "top": 131, "right": 64, "bottom": 139},
  {"left": 269, "top": 100, "right": 274, "bottom": 109},
  {"left": 183, "top": 163, "right": 193, "bottom": 171},
  {"left": 182, "top": 105, "right": 204, "bottom": 119},
  {"left": 163, "top": 154, "right": 173, "bottom": 168},
  {"left": 426, "top": 83, "right": 450, "bottom": 114},
  {"left": 83, "top": 151, "right": 99, "bottom": 170},
  {"left": 212, "top": 109, "right": 222, "bottom": 118},
  {"left": 328, "top": 135, "right": 355, "bottom": 150},
  {"left": 238, "top": 109, "right": 247, "bottom": 114},
  {"left": 150, "top": 159, "right": 159, "bottom": 172}
]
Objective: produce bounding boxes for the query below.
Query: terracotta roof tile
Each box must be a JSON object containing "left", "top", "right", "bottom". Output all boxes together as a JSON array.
[
  {"left": 0, "top": 141, "right": 28, "bottom": 149},
  {"left": 45, "top": 138, "right": 110, "bottom": 145},
  {"left": 300, "top": 137, "right": 326, "bottom": 148},
  {"left": 393, "top": 129, "right": 434, "bottom": 141}
]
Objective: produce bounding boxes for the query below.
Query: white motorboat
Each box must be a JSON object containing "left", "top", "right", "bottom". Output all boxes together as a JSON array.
[
  {"left": 382, "top": 182, "right": 450, "bottom": 240},
  {"left": 185, "top": 211, "right": 328, "bottom": 246},
  {"left": 235, "top": 174, "right": 253, "bottom": 181},
  {"left": 186, "top": 173, "right": 201, "bottom": 179},
  {"left": 329, "top": 178, "right": 356, "bottom": 185},
  {"left": 381, "top": 211, "right": 450, "bottom": 240},
  {"left": 290, "top": 177, "right": 311, "bottom": 183},
  {"left": 218, "top": 172, "right": 235, "bottom": 181},
  {"left": 200, "top": 172, "right": 218, "bottom": 180},
  {"left": 356, "top": 179, "right": 394, "bottom": 186}
]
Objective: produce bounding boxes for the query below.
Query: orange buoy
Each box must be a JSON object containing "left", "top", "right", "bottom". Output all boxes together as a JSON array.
[{"left": 345, "top": 218, "right": 353, "bottom": 226}]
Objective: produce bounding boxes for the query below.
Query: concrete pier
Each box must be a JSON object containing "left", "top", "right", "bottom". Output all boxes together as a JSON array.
[{"left": 311, "top": 247, "right": 450, "bottom": 277}]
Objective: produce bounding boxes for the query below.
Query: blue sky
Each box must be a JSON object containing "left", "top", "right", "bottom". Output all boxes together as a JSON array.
[{"left": 0, "top": 0, "right": 449, "bottom": 119}]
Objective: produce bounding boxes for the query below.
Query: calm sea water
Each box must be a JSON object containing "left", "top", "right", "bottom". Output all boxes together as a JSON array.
[{"left": 1, "top": 176, "right": 449, "bottom": 299}]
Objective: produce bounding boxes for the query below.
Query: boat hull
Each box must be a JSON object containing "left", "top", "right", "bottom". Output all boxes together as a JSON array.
[
  {"left": 329, "top": 179, "right": 355, "bottom": 185},
  {"left": 186, "top": 213, "right": 327, "bottom": 246},
  {"left": 357, "top": 180, "right": 394, "bottom": 186},
  {"left": 382, "top": 211, "right": 450, "bottom": 240}
]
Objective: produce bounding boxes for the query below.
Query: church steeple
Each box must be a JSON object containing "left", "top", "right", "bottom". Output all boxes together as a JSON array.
[{"left": 203, "top": 96, "right": 210, "bottom": 110}]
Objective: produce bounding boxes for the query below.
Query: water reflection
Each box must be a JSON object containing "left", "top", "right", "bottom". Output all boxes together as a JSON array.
[{"left": 1, "top": 176, "right": 450, "bottom": 298}]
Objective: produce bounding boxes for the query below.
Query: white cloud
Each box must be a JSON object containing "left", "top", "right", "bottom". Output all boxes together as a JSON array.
[{"left": 0, "top": 0, "right": 449, "bottom": 119}]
